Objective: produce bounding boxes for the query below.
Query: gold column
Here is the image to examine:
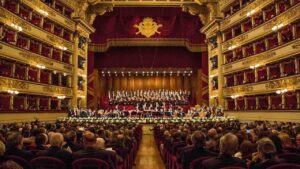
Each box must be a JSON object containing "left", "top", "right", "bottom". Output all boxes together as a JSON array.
[
  {"left": 37, "top": 69, "right": 41, "bottom": 83},
  {"left": 48, "top": 98, "right": 51, "bottom": 110},
  {"left": 234, "top": 98, "right": 237, "bottom": 110},
  {"left": 36, "top": 97, "right": 40, "bottom": 110},
  {"left": 208, "top": 44, "right": 214, "bottom": 105},
  {"left": 268, "top": 95, "right": 271, "bottom": 110},
  {"left": 58, "top": 99, "right": 61, "bottom": 110},
  {"left": 25, "top": 67, "right": 29, "bottom": 80},
  {"left": 279, "top": 63, "right": 284, "bottom": 77},
  {"left": 282, "top": 94, "right": 285, "bottom": 109},
  {"left": 292, "top": 24, "right": 296, "bottom": 39},
  {"left": 297, "top": 92, "right": 300, "bottom": 109},
  {"left": 267, "top": 66, "right": 270, "bottom": 80},
  {"left": 254, "top": 68, "right": 258, "bottom": 82},
  {"left": 72, "top": 33, "right": 79, "bottom": 108},
  {"left": 9, "top": 95, "right": 14, "bottom": 110},
  {"left": 49, "top": 72, "right": 52, "bottom": 84},
  {"left": 244, "top": 97, "right": 247, "bottom": 110},
  {"left": 295, "top": 58, "right": 299, "bottom": 74},
  {"left": 82, "top": 40, "right": 89, "bottom": 108},
  {"left": 24, "top": 96, "right": 28, "bottom": 110},
  {"left": 278, "top": 32, "right": 282, "bottom": 45},
  {"left": 12, "top": 64, "right": 16, "bottom": 78},
  {"left": 58, "top": 74, "right": 62, "bottom": 86},
  {"left": 256, "top": 96, "right": 259, "bottom": 109},
  {"left": 217, "top": 32, "right": 224, "bottom": 107}
]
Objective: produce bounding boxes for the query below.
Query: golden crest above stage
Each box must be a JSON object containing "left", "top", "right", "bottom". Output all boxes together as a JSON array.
[{"left": 134, "top": 17, "right": 162, "bottom": 38}]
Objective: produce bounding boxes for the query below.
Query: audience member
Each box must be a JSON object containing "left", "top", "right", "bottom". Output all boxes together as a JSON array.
[
  {"left": 0, "top": 140, "right": 23, "bottom": 169},
  {"left": 5, "top": 132, "right": 33, "bottom": 161}
]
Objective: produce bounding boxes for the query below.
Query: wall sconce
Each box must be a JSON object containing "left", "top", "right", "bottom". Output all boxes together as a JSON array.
[
  {"left": 7, "top": 90, "right": 19, "bottom": 95},
  {"left": 36, "top": 64, "right": 46, "bottom": 69},
  {"left": 37, "top": 9, "right": 49, "bottom": 16},
  {"left": 250, "top": 64, "right": 260, "bottom": 69},
  {"left": 230, "top": 95, "right": 239, "bottom": 99},
  {"left": 276, "top": 89, "right": 288, "bottom": 94},
  {"left": 228, "top": 45, "right": 237, "bottom": 50},
  {"left": 272, "top": 23, "right": 284, "bottom": 31},
  {"left": 78, "top": 95, "right": 85, "bottom": 98},
  {"left": 58, "top": 45, "right": 67, "bottom": 51},
  {"left": 246, "top": 9, "right": 256, "bottom": 17},
  {"left": 57, "top": 96, "right": 66, "bottom": 99},
  {"left": 10, "top": 23, "right": 23, "bottom": 32}
]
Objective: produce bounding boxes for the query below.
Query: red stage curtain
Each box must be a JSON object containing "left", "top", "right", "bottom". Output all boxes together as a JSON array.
[
  {"left": 235, "top": 48, "right": 243, "bottom": 60},
  {"left": 236, "top": 72, "right": 244, "bottom": 85},
  {"left": 15, "top": 63, "right": 27, "bottom": 80},
  {"left": 267, "top": 34, "right": 278, "bottom": 49},
  {"left": 51, "top": 98, "right": 59, "bottom": 110},
  {"left": 271, "top": 94, "right": 282, "bottom": 110},
  {"left": 54, "top": 25, "right": 63, "bottom": 37},
  {"left": 28, "top": 96, "right": 37, "bottom": 110},
  {"left": 237, "top": 97, "right": 245, "bottom": 110},
  {"left": 39, "top": 97, "right": 49, "bottom": 110},
  {"left": 28, "top": 67, "right": 38, "bottom": 82},
  {"left": 257, "top": 67, "right": 267, "bottom": 81},
  {"left": 281, "top": 26, "right": 293, "bottom": 44},
  {"left": 62, "top": 52, "right": 71, "bottom": 64},
  {"left": 246, "top": 70, "right": 255, "bottom": 83},
  {"left": 247, "top": 96, "right": 256, "bottom": 110},
  {"left": 253, "top": 12, "right": 264, "bottom": 27},
  {"left": 224, "top": 30, "right": 232, "bottom": 41},
  {"left": 13, "top": 96, "right": 25, "bottom": 110},
  {"left": 41, "top": 44, "right": 52, "bottom": 58},
  {"left": 30, "top": 39, "right": 40, "bottom": 54},
  {"left": 0, "top": 93, "right": 10, "bottom": 111},
  {"left": 264, "top": 5, "right": 276, "bottom": 21},
  {"left": 278, "top": 0, "right": 291, "bottom": 13},
  {"left": 255, "top": 40, "right": 266, "bottom": 54},
  {"left": 244, "top": 44, "right": 254, "bottom": 57},
  {"left": 19, "top": 5, "right": 31, "bottom": 21},
  {"left": 269, "top": 64, "right": 280, "bottom": 79},
  {"left": 258, "top": 95, "right": 268, "bottom": 110},
  {"left": 4, "top": 0, "right": 17, "bottom": 13},
  {"left": 63, "top": 30, "right": 71, "bottom": 41},
  {"left": 17, "top": 34, "right": 29, "bottom": 50},
  {"left": 43, "top": 19, "right": 53, "bottom": 33},
  {"left": 0, "top": 59, "right": 13, "bottom": 77},
  {"left": 225, "top": 52, "right": 234, "bottom": 63},
  {"left": 283, "top": 59, "right": 295, "bottom": 76},
  {"left": 31, "top": 12, "right": 42, "bottom": 27},
  {"left": 226, "top": 75, "right": 234, "bottom": 87},
  {"left": 285, "top": 92, "right": 297, "bottom": 109},
  {"left": 234, "top": 25, "right": 242, "bottom": 37},
  {"left": 3, "top": 28, "right": 16, "bottom": 44},
  {"left": 40, "top": 70, "right": 50, "bottom": 84},
  {"left": 52, "top": 48, "right": 61, "bottom": 61},
  {"left": 243, "top": 19, "right": 252, "bottom": 32},
  {"left": 227, "top": 98, "right": 235, "bottom": 110}
]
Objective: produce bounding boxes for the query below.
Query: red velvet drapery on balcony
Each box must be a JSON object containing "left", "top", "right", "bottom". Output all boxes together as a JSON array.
[
  {"left": 15, "top": 63, "right": 27, "bottom": 80},
  {"left": 280, "top": 26, "right": 293, "bottom": 44},
  {"left": 227, "top": 98, "right": 235, "bottom": 110},
  {"left": 257, "top": 67, "right": 267, "bottom": 81},
  {"left": 52, "top": 48, "right": 61, "bottom": 61},
  {"left": 258, "top": 95, "right": 269, "bottom": 110},
  {"left": 40, "top": 70, "right": 50, "bottom": 84},
  {"left": 236, "top": 72, "right": 244, "bottom": 85},
  {"left": 245, "top": 44, "right": 254, "bottom": 57},
  {"left": 64, "top": 7, "right": 73, "bottom": 18},
  {"left": 41, "top": 44, "right": 52, "bottom": 58},
  {"left": 13, "top": 95, "right": 25, "bottom": 110},
  {"left": 19, "top": 5, "right": 31, "bottom": 21},
  {"left": 233, "top": 25, "right": 242, "bottom": 37},
  {"left": 55, "top": 0, "right": 64, "bottom": 14},
  {"left": 225, "top": 52, "right": 234, "bottom": 63},
  {"left": 296, "top": 22, "right": 300, "bottom": 39},
  {"left": 255, "top": 40, "right": 266, "bottom": 54},
  {"left": 17, "top": 34, "right": 29, "bottom": 50},
  {"left": 283, "top": 59, "right": 295, "bottom": 76},
  {"left": 54, "top": 25, "right": 63, "bottom": 37},
  {"left": 51, "top": 98, "right": 59, "bottom": 110},
  {"left": 43, "top": 19, "right": 53, "bottom": 33},
  {"left": 232, "top": 2, "right": 240, "bottom": 13},
  {"left": 278, "top": 0, "right": 291, "bottom": 13},
  {"left": 61, "top": 75, "right": 68, "bottom": 87},
  {"left": 264, "top": 4, "right": 276, "bottom": 21},
  {"left": 28, "top": 96, "right": 37, "bottom": 110},
  {"left": 236, "top": 97, "right": 245, "bottom": 110},
  {"left": 270, "top": 94, "right": 282, "bottom": 110},
  {"left": 243, "top": 19, "right": 252, "bottom": 32},
  {"left": 247, "top": 96, "right": 256, "bottom": 110},
  {"left": 269, "top": 64, "right": 281, "bottom": 79},
  {"left": 235, "top": 48, "right": 243, "bottom": 60},
  {"left": 4, "top": 0, "right": 17, "bottom": 13},
  {"left": 39, "top": 97, "right": 49, "bottom": 110},
  {"left": 28, "top": 67, "right": 38, "bottom": 82},
  {"left": 295, "top": 0, "right": 300, "bottom": 5},
  {"left": 0, "top": 93, "right": 10, "bottom": 111},
  {"left": 224, "top": 30, "right": 232, "bottom": 41},
  {"left": 63, "top": 30, "right": 71, "bottom": 41},
  {"left": 285, "top": 92, "right": 297, "bottom": 109},
  {"left": 52, "top": 73, "right": 59, "bottom": 86},
  {"left": 30, "top": 39, "right": 40, "bottom": 54},
  {"left": 31, "top": 12, "right": 42, "bottom": 27},
  {"left": 267, "top": 34, "right": 279, "bottom": 49},
  {"left": 62, "top": 52, "right": 71, "bottom": 64},
  {"left": 0, "top": 59, "right": 13, "bottom": 77},
  {"left": 253, "top": 12, "right": 264, "bottom": 27},
  {"left": 3, "top": 28, "right": 16, "bottom": 44},
  {"left": 245, "top": 70, "right": 255, "bottom": 83},
  {"left": 226, "top": 75, "right": 234, "bottom": 87}
]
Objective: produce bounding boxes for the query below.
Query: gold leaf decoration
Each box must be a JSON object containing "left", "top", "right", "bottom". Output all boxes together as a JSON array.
[{"left": 134, "top": 17, "right": 162, "bottom": 38}]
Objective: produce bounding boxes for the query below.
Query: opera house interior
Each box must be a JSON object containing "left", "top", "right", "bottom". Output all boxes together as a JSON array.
[{"left": 0, "top": 0, "right": 300, "bottom": 168}]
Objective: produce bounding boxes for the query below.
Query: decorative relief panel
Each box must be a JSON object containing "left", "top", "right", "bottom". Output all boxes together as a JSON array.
[
  {"left": 43, "top": 86, "right": 72, "bottom": 95},
  {"left": 0, "top": 8, "right": 31, "bottom": 31},
  {"left": 223, "top": 85, "right": 253, "bottom": 96},
  {"left": 19, "top": 52, "right": 54, "bottom": 67},
  {"left": 241, "top": 52, "right": 276, "bottom": 66},
  {"left": 219, "top": 0, "right": 236, "bottom": 11},
  {"left": 265, "top": 76, "right": 300, "bottom": 89},
  {"left": 0, "top": 78, "right": 29, "bottom": 90}
]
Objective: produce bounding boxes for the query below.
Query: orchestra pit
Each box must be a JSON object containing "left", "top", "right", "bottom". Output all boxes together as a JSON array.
[{"left": 0, "top": 0, "right": 300, "bottom": 169}]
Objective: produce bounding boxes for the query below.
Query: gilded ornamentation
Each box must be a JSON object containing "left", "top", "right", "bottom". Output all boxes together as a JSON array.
[
  {"left": 63, "top": 65, "right": 73, "bottom": 71},
  {"left": 292, "top": 41, "right": 300, "bottom": 49},
  {"left": 223, "top": 64, "right": 233, "bottom": 71},
  {"left": 46, "top": 35, "right": 73, "bottom": 51},
  {"left": 223, "top": 34, "right": 248, "bottom": 51},
  {"left": 43, "top": 86, "right": 72, "bottom": 95},
  {"left": 0, "top": 8, "right": 31, "bottom": 31},
  {"left": 0, "top": 78, "right": 29, "bottom": 90},
  {"left": 223, "top": 85, "right": 253, "bottom": 95},
  {"left": 134, "top": 18, "right": 162, "bottom": 38},
  {"left": 242, "top": 51, "right": 276, "bottom": 66},
  {"left": 219, "top": 0, "right": 235, "bottom": 10},
  {"left": 265, "top": 76, "right": 300, "bottom": 89},
  {"left": 19, "top": 52, "right": 54, "bottom": 66}
]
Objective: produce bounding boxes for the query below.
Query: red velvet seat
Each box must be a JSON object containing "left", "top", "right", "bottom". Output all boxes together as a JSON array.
[
  {"left": 189, "top": 156, "right": 212, "bottom": 169},
  {"left": 220, "top": 167, "right": 246, "bottom": 169},
  {"left": 30, "top": 156, "right": 66, "bottom": 169},
  {"left": 8, "top": 155, "right": 31, "bottom": 169},
  {"left": 267, "top": 163, "right": 300, "bottom": 169},
  {"left": 72, "top": 158, "right": 109, "bottom": 169},
  {"left": 278, "top": 153, "right": 300, "bottom": 164}
]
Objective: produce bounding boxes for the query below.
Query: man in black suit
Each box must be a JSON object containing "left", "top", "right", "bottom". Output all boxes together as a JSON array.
[
  {"left": 37, "top": 132, "right": 72, "bottom": 168},
  {"left": 73, "top": 131, "right": 116, "bottom": 169},
  {"left": 202, "top": 133, "right": 247, "bottom": 169},
  {"left": 181, "top": 131, "right": 217, "bottom": 169},
  {"left": 5, "top": 132, "right": 34, "bottom": 161}
]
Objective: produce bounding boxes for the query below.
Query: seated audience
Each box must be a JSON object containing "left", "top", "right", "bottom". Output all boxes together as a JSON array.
[
  {"left": 278, "top": 132, "right": 299, "bottom": 153},
  {"left": 5, "top": 132, "right": 33, "bottom": 161},
  {"left": 0, "top": 140, "right": 23, "bottom": 169}
]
